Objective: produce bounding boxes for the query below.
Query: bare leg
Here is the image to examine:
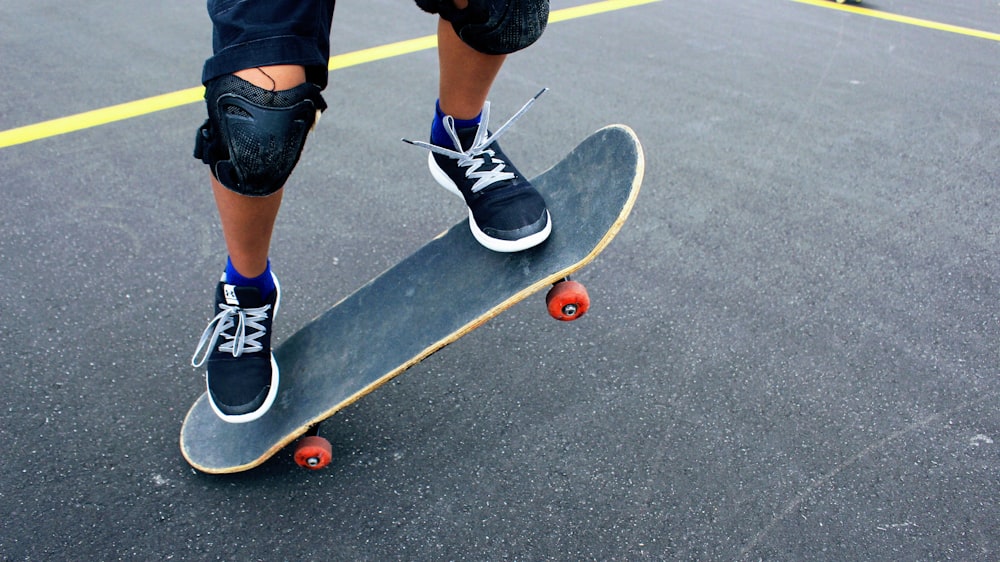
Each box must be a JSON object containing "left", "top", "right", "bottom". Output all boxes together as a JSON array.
[
  {"left": 211, "top": 65, "right": 306, "bottom": 278},
  {"left": 427, "top": 4, "right": 551, "bottom": 253},
  {"left": 436, "top": 7, "right": 506, "bottom": 119},
  {"left": 211, "top": 178, "right": 283, "bottom": 278}
]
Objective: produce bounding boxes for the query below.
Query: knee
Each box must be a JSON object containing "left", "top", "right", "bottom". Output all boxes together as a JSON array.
[
  {"left": 418, "top": 0, "right": 550, "bottom": 55},
  {"left": 193, "top": 74, "right": 327, "bottom": 196},
  {"left": 233, "top": 65, "right": 308, "bottom": 91}
]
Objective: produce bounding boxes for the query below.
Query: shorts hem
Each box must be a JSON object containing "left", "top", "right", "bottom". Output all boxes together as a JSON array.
[{"left": 202, "top": 36, "right": 330, "bottom": 87}]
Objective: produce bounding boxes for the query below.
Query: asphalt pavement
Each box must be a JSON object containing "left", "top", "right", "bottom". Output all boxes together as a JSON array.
[{"left": 1, "top": 0, "right": 998, "bottom": 559}]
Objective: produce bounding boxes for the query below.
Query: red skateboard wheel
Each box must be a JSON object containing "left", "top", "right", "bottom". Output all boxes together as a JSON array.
[
  {"left": 546, "top": 280, "right": 590, "bottom": 321},
  {"left": 293, "top": 435, "right": 332, "bottom": 470}
]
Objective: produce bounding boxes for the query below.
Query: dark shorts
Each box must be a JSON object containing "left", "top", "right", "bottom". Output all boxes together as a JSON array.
[
  {"left": 203, "top": 0, "right": 337, "bottom": 87},
  {"left": 203, "top": 0, "right": 548, "bottom": 88}
]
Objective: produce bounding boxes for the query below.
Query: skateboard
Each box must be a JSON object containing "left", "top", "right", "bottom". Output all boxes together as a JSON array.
[{"left": 180, "top": 124, "right": 645, "bottom": 474}]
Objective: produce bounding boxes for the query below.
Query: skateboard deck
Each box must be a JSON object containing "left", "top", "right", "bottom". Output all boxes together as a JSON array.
[{"left": 180, "top": 124, "right": 644, "bottom": 474}]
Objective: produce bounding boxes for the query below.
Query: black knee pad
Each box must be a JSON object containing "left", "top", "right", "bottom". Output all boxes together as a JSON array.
[
  {"left": 415, "top": 0, "right": 549, "bottom": 55},
  {"left": 194, "top": 75, "right": 327, "bottom": 196}
]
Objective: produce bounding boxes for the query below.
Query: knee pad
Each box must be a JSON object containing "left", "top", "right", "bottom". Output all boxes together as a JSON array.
[
  {"left": 194, "top": 75, "right": 326, "bottom": 196},
  {"left": 416, "top": 0, "right": 549, "bottom": 55}
]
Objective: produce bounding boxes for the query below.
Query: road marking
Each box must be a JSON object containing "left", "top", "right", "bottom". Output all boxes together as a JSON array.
[
  {"left": 4, "top": 0, "right": 994, "bottom": 149},
  {"left": 0, "top": 0, "right": 660, "bottom": 149},
  {"left": 791, "top": 0, "right": 1000, "bottom": 42}
]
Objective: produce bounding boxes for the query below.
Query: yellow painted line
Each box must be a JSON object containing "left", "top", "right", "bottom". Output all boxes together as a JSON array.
[
  {"left": 791, "top": 0, "right": 1000, "bottom": 42},
  {"left": 549, "top": 0, "right": 660, "bottom": 22},
  {"left": 0, "top": 86, "right": 206, "bottom": 150},
  {"left": 0, "top": 0, "right": 660, "bottom": 150},
  {"left": 328, "top": 35, "right": 438, "bottom": 71}
]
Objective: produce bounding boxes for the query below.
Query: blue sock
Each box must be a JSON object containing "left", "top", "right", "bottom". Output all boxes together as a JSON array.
[
  {"left": 431, "top": 100, "right": 481, "bottom": 148},
  {"left": 224, "top": 257, "right": 276, "bottom": 298}
]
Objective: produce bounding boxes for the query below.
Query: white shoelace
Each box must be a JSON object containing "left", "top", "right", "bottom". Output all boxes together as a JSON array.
[
  {"left": 191, "top": 303, "right": 272, "bottom": 367},
  {"left": 403, "top": 88, "right": 547, "bottom": 194}
]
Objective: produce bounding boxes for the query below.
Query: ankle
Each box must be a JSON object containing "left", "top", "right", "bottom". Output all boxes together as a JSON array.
[
  {"left": 431, "top": 100, "right": 481, "bottom": 147},
  {"left": 225, "top": 257, "right": 276, "bottom": 298}
]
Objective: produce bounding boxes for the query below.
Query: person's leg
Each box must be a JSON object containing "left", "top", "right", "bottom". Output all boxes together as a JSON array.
[
  {"left": 211, "top": 179, "right": 282, "bottom": 281},
  {"left": 419, "top": 0, "right": 552, "bottom": 253},
  {"left": 191, "top": 0, "right": 335, "bottom": 424},
  {"left": 196, "top": 0, "right": 333, "bottom": 283},
  {"left": 212, "top": 65, "right": 306, "bottom": 280},
  {"left": 193, "top": 64, "right": 321, "bottom": 423},
  {"left": 192, "top": 63, "right": 324, "bottom": 423},
  {"left": 436, "top": 8, "right": 505, "bottom": 120}
]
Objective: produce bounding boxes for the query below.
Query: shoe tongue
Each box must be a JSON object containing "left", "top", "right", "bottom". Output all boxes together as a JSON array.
[
  {"left": 223, "top": 283, "right": 264, "bottom": 307},
  {"left": 453, "top": 125, "right": 480, "bottom": 151}
]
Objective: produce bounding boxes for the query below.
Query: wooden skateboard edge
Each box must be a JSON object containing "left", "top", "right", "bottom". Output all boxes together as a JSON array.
[{"left": 180, "top": 124, "right": 644, "bottom": 474}]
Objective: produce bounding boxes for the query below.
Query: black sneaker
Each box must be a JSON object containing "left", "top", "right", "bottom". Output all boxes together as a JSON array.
[
  {"left": 191, "top": 274, "right": 280, "bottom": 423},
  {"left": 404, "top": 90, "right": 552, "bottom": 252}
]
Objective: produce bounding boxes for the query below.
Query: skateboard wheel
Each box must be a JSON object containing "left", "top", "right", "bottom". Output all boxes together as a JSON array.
[
  {"left": 546, "top": 280, "right": 590, "bottom": 321},
  {"left": 293, "top": 435, "right": 332, "bottom": 470}
]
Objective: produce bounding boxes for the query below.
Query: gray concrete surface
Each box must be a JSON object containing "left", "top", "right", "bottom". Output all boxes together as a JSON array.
[{"left": 1, "top": 0, "right": 997, "bottom": 559}]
